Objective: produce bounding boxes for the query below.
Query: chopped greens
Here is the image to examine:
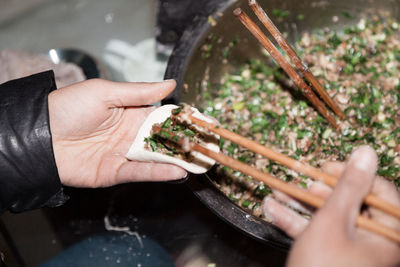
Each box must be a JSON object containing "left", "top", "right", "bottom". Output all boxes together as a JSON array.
[
  {"left": 162, "top": 117, "right": 172, "bottom": 128},
  {"left": 199, "top": 16, "right": 400, "bottom": 218},
  {"left": 297, "top": 14, "right": 305, "bottom": 21},
  {"left": 272, "top": 9, "right": 290, "bottom": 18},
  {"left": 183, "top": 129, "right": 196, "bottom": 137},
  {"left": 144, "top": 105, "right": 211, "bottom": 162},
  {"left": 341, "top": 11, "right": 353, "bottom": 19},
  {"left": 172, "top": 107, "right": 182, "bottom": 115}
]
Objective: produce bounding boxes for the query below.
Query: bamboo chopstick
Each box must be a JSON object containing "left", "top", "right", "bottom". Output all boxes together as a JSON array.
[
  {"left": 248, "top": 0, "right": 345, "bottom": 120},
  {"left": 152, "top": 125, "right": 400, "bottom": 243},
  {"left": 234, "top": 8, "right": 339, "bottom": 129},
  {"left": 182, "top": 113, "right": 400, "bottom": 220}
]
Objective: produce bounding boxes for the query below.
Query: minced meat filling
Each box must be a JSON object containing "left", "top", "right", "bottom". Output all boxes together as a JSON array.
[
  {"left": 144, "top": 105, "right": 213, "bottom": 161},
  {"left": 200, "top": 16, "right": 400, "bottom": 218}
]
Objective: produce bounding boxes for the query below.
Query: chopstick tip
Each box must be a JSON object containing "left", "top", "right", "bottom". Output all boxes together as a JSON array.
[
  {"left": 248, "top": 0, "right": 257, "bottom": 6},
  {"left": 233, "top": 8, "right": 243, "bottom": 16}
]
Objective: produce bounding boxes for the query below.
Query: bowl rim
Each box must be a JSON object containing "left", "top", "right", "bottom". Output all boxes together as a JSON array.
[{"left": 163, "top": 0, "right": 292, "bottom": 250}]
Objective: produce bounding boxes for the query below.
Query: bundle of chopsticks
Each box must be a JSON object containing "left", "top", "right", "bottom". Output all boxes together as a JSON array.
[
  {"left": 153, "top": 111, "right": 400, "bottom": 243},
  {"left": 153, "top": 0, "right": 400, "bottom": 243},
  {"left": 235, "top": 0, "right": 345, "bottom": 129}
]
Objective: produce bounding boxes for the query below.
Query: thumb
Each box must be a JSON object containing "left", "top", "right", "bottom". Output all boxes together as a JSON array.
[
  {"left": 320, "top": 146, "right": 377, "bottom": 233},
  {"left": 105, "top": 79, "right": 177, "bottom": 107}
]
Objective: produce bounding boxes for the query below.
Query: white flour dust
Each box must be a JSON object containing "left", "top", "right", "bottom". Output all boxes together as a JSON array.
[{"left": 104, "top": 216, "right": 144, "bottom": 248}]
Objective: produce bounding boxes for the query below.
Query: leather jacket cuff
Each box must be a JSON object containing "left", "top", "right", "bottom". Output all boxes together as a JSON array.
[{"left": 0, "top": 71, "right": 68, "bottom": 213}]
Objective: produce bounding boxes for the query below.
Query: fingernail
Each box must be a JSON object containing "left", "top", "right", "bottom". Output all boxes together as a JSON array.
[
  {"left": 348, "top": 146, "right": 377, "bottom": 172},
  {"left": 167, "top": 177, "right": 188, "bottom": 184},
  {"left": 262, "top": 197, "right": 275, "bottom": 223},
  {"left": 163, "top": 79, "right": 175, "bottom": 82},
  {"left": 167, "top": 172, "right": 189, "bottom": 184}
]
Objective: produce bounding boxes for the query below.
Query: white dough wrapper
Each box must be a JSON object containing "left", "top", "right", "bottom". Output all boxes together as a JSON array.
[{"left": 125, "top": 104, "right": 220, "bottom": 174}]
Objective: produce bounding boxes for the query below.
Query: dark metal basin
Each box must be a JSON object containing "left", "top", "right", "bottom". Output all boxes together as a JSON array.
[
  {"left": 48, "top": 48, "right": 103, "bottom": 79},
  {"left": 164, "top": 0, "right": 399, "bottom": 249}
]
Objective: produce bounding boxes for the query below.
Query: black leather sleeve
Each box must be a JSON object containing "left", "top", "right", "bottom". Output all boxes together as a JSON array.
[
  {"left": 0, "top": 71, "right": 68, "bottom": 213},
  {"left": 0, "top": 251, "right": 4, "bottom": 267}
]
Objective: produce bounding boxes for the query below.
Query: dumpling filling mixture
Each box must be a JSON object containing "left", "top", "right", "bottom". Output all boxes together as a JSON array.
[
  {"left": 144, "top": 105, "right": 216, "bottom": 161},
  {"left": 126, "top": 104, "right": 219, "bottom": 174},
  {"left": 198, "top": 16, "right": 400, "bottom": 217}
]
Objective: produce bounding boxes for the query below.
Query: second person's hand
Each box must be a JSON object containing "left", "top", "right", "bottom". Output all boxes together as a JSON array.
[{"left": 263, "top": 146, "right": 400, "bottom": 267}]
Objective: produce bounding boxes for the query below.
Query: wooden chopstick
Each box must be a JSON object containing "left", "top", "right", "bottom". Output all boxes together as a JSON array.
[
  {"left": 152, "top": 125, "right": 400, "bottom": 243},
  {"left": 234, "top": 8, "right": 339, "bottom": 129},
  {"left": 231, "top": 3, "right": 400, "bottom": 239},
  {"left": 248, "top": 0, "right": 345, "bottom": 120},
  {"left": 182, "top": 113, "right": 400, "bottom": 220}
]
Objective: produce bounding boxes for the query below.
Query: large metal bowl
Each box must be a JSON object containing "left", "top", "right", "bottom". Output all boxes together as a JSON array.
[{"left": 164, "top": 0, "right": 399, "bottom": 249}]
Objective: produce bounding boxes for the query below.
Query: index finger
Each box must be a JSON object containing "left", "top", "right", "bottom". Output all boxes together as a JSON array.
[{"left": 315, "top": 146, "right": 377, "bottom": 236}]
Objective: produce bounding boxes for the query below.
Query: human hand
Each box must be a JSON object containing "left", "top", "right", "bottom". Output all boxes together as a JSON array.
[
  {"left": 48, "top": 79, "right": 187, "bottom": 188},
  {"left": 262, "top": 146, "right": 400, "bottom": 267}
]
